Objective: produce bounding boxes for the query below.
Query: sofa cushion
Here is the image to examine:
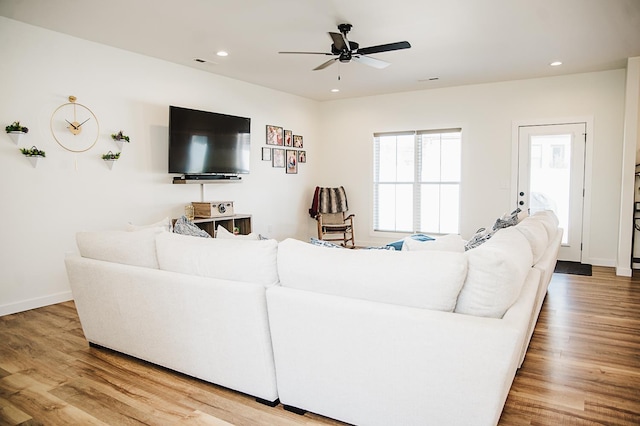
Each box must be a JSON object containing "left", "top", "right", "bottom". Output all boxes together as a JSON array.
[
  {"left": 277, "top": 238, "right": 467, "bottom": 312},
  {"left": 455, "top": 227, "right": 533, "bottom": 318},
  {"left": 126, "top": 217, "right": 172, "bottom": 232},
  {"left": 76, "top": 227, "right": 163, "bottom": 269},
  {"left": 515, "top": 217, "right": 549, "bottom": 264},
  {"left": 529, "top": 210, "right": 559, "bottom": 240},
  {"left": 402, "top": 234, "right": 465, "bottom": 252},
  {"left": 155, "top": 232, "right": 278, "bottom": 286}
]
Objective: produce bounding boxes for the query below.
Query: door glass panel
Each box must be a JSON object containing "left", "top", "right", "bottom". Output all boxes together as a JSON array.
[{"left": 529, "top": 134, "right": 571, "bottom": 244}]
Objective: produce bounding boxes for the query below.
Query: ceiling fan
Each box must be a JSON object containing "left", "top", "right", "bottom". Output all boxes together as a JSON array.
[{"left": 279, "top": 23, "right": 411, "bottom": 71}]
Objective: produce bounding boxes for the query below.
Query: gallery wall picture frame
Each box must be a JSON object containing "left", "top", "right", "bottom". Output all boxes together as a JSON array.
[
  {"left": 298, "top": 150, "right": 306, "bottom": 163},
  {"left": 284, "top": 129, "right": 293, "bottom": 147},
  {"left": 272, "top": 148, "right": 285, "bottom": 168},
  {"left": 266, "top": 125, "right": 283, "bottom": 145},
  {"left": 286, "top": 149, "right": 298, "bottom": 174},
  {"left": 293, "top": 134, "right": 303, "bottom": 148},
  {"left": 262, "top": 147, "right": 272, "bottom": 161}
]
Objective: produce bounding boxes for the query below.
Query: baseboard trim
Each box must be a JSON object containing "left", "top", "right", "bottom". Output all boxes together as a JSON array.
[{"left": 0, "top": 291, "right": 73, "bottom": 317}]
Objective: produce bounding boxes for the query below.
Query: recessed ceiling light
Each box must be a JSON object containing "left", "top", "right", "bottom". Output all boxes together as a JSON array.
[
  {"left": 216, "top": 51, "right": 229, "bottom": 57},
  {"left": 331, "top": 88, "right": 340, "bottom": 93},
  {"left": 550, "top": 61, "right": 562, "bottom": 67}
]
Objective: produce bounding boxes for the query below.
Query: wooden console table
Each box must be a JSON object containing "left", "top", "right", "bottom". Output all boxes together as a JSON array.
[{"left": 173, "top": 214, "right": 252, "bottom": 237}]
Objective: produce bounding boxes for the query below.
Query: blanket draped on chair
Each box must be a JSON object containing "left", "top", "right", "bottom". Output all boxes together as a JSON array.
[{"left": 309, "top": 186, "right": 349, "bottom": 218}]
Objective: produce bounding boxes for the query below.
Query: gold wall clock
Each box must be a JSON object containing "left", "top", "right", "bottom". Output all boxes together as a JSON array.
[{"left": 50, "top": 95, "right": 99, "bottom": 152}]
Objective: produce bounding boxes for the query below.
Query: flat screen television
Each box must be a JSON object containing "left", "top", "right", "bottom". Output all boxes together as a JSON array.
[{"left": 168, "top": 106, "right": 251, "bottom": 177}]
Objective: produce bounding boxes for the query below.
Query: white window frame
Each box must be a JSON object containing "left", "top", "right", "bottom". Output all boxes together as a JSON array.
[{"left": 373, "top": 128, "right": 462, "bottom": 235}]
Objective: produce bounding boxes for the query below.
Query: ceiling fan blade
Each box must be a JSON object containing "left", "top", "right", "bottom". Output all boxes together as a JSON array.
[
  {"left": 357, "top": 41, "right": 411, "bottom": 56},
  {"left": 313, "top": 58, "right": 338, "bottom": 70},
  {"left": 352, "top": 55, "right": 390, "bottom": 69},
  {"left": 279, "top": 51, "right": 334, "bottom": 55},
  {"left": 329, "top": 32, "right": 348, "bottom": 51}
]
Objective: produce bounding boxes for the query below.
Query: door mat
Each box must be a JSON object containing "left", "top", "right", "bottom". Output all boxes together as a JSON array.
[{"left": 554, "top": 261, "right": 592, "bottom": 276}]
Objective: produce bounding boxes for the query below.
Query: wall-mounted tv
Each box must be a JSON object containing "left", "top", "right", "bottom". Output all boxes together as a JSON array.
[{"left": 168, "top": 106, "right": 251, "bottom": 177}]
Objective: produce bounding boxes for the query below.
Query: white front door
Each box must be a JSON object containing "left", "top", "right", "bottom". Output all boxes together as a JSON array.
[{"left": 517, "top": 123, "right": 586, "bottom": 262}]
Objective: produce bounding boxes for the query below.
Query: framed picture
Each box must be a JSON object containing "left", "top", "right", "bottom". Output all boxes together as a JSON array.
[
  {"left": 293, "top": 134, "right": 303, "bottom": 148},
  {"left": 262, "top": 147, "right": 271, "bottom": 161},
  {"left": 286, "top": 149, "right": 298, "bottom": 174},
  {"left": 266, "top": 125, "right": 283, "bottom": 145},
  {"left": 272, "top": 148, "right": 285, "bottom": 168},
  {"left": 298, "top": 150, "right": 306, "bottom": 163},
  {"left": 284, "top": 129, "right": 293, "bottom": 147}
]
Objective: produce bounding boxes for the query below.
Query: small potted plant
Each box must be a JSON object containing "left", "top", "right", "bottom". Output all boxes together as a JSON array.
[
  {"left": 20, "top": 145, "right": 45, "bottom": 168},
  {"left": 111, "top": 130, "right": 130, "bottom": 149},
  {"left": 6, "top": 121, "right": 29, "bottom": 144},
  {"left": 102, "top": 151, "right": 121, "bottom": 170}
]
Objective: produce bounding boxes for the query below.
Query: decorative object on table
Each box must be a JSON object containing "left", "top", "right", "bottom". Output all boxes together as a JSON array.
[
  {"left": 293, "top": 134, "right": 303, "bottom": 148},
  {"left": 266, "top": 125, "right": 283, "bottom": 145},
  {"left": 185, "top": 204, "right": 195, "bottom": 221},
  {"left": 272, "top": 148, "right": 285, "bottom": 168},
  {"left": 5, "top": 121, "right": 28, "bottom": 144},
  {"left": 20, "top": 145, "right": 45, "bottom": 168},
  {"left": 298, "top": 150, "right": 306, "bottom": 163},
  {"left": 101, "top": 151, "right": 120, "bottom": 170},
  {"left": 192, "top": 201, "right": 234, "bottom": 218},
  {"left": 284, "top": 129, "right": 292, "bottom": 147},
  {"left": 286, "top": 149, "right": 298, "bottom": 174},
  {"left": 111, "top": 130, "right": 130, "bottom": 150},
  {"left": 262, "top": 147, "right": 271, "bottom": 161},
  {"left": 50, "top": 95, "right": 99, "bottom": 153}
]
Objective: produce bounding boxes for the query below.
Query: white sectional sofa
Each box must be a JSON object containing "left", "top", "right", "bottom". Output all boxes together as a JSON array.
[
  {"left": 65, "top": 211, "right": 561, "bottom": 426},
  {"left": 65, "top": 230, "right": 280, "bottom": 405},
  {"left": 267, "top": 211, "right": 561, "bottom": 426}
]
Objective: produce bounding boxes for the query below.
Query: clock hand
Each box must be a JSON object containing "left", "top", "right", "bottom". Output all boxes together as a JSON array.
[
  {"left": 65, "top": 119, "right": 78, "bottom": 130},
  {"left": 77, "top": 117, "right": 91, "bottom": 128}
]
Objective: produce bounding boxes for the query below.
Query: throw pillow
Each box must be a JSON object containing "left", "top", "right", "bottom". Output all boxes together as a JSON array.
[
  {"left": 310, "top": 237, "right": 344, "bottom": 248},
  {"left": 216, "top": 225, "right": 260, "bottom": 240},
  {"left": 464, "top": 227, "right": 495, "bottom": 251},
  {"left": 386, "top": 234, "right": 434, "bottom": 250},
  {"left": 492, "top": 208, "right": 521, "bottom": 231},
  {"left": 76, "top": 227, "right": 164, "bottom": 269},
  {"left": 402, "top": 234, "right": 465, "bottom": 252},
  {"left": 173, "top": 216, "right": 211, "bottom": 238}
]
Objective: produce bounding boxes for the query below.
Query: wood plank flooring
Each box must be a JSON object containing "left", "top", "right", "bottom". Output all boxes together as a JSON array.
[{"left": 1, "top": 266, "right": 639, "bottom": 425}]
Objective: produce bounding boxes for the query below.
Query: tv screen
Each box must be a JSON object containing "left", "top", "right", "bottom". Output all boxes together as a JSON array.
[{"left": 168, "top": 106, "right": 251, "bottom": 175}]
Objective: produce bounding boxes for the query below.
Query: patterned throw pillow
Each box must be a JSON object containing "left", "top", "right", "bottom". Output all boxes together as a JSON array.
[
  {"left": 173, "top": 216, "right": 211, "bottom": 238},
  {"left": 310, "top": 238, "right": 344, "bottom": 248},
  {"left": 492, "top": 208, "right": 521, "bottom": 231},
  {"left": 464, "top": 227, "right": 494, "bottom": 251}
]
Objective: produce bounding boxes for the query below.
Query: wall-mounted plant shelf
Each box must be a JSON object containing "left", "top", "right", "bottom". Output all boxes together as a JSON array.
[
  {"left": 111, "top": 131, "right": 130, "bottom": 151},
  {"left": 6, "top": 121, "right": 29, "bottom": 145},
  {"left": 20, "top": 146, "right": 45, "bottom": 168},
  {"left": 8, "top": 131, "right": 26, "bottom": 145},
  {"left": 102, "top": 151, "right": 120, "bottom": 170}
]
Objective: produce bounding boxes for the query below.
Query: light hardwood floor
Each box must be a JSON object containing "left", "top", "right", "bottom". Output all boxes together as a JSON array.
[{"left": 1, "top": 266, "right": 639, "bottom": 425}]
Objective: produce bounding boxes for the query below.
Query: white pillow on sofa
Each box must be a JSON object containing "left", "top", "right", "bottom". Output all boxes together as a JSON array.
[
  {"left": 76, "top": 227, "right": 164, "bottom": 269},
  {"left": 455, "top": 227, "right": 533, "bottom": 318},
  {"left": 155, "top": 232, "right": 278, "bottom": 286},
  {"left": 515, "top": 217, "right": 549, "bottom": 264},
  {"left": 277, "top": 238, "right": 467, "bottom": 312},
  {"left": 126, "top": 217, "right": 172, "bottom": 232},
  {"left": 402, "top": 234, "right": 465, "bottom": 252},
  {"left": 215, "top": 225, "right": 259, "bottom": 240}
]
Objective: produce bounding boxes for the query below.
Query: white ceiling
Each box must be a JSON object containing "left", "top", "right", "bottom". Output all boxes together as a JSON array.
[{"left": 2, "top": 0, "right": 640, "bottom": 101}]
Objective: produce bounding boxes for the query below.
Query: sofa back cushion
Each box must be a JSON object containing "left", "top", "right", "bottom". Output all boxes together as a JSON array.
[
  {"left": 277, "top": 238, "right": 467, "bottom": 312},
  {"left": 455, "top": 227, "right": 533, "bottom": 318},
  {"left": 76, "top": 228, "right": 163, "bottom": 269},
  {"left": 155, "top": 232, "right": 278, "bottom": 286},
  {"left": 514, "top": 217, "right": 549, "bottom": 264}
]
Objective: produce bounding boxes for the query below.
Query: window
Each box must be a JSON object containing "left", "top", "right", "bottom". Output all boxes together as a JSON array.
[{"left": 373, "top": 129, "right": 461, "bottom": 234}]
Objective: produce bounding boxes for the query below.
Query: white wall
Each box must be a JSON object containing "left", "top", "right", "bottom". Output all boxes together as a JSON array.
[
  {"left": 0, "top": 18, "right": 320, "bottom": 315},
  {"left": 317, "top": 70, "right": 627, "bottom": 266}
]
